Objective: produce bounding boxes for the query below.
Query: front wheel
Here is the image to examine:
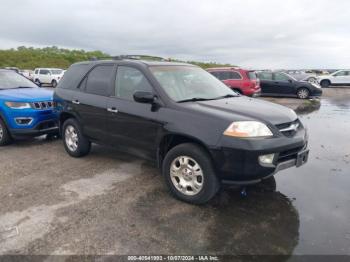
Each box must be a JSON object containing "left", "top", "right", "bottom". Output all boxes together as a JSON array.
[
  {"left": 297, "top": 88, "right": 310, "bottom": 99},
  {"left": 320, "top": 80, "right": 331, "bottom": 88},
  {"left": 162, "top": 143, "right": 220, "bottom": 204},
  {"left": 0, "top": 118, "right": 13, "bottom": 146},
  {"left": 62, "top": 118, "right": 91, "bottom": 157}
]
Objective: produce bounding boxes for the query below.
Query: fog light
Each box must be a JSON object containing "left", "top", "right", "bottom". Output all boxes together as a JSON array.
[
  {"left": 15, "top": 117, "right": 33, "bottom": 125},
  {"left": 259, "top": 154, "right": 275, "bottom": 165}
]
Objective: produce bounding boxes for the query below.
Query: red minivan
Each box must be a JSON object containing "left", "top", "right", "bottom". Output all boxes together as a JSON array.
[{"left": 207, "top": 67, "right": 261, "bottom": 97}]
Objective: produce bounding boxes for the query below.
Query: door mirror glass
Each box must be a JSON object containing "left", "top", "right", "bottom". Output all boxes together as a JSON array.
[{"left": 133, "top": 91, "right": 155, "bottom": 103}]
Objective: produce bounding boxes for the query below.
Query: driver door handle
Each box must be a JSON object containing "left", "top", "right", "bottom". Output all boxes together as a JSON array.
[{"left": 107, "top": 107, "right": 118, "bottom": 113}]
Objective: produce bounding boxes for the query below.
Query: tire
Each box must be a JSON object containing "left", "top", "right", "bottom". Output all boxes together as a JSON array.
[
  {"left": 162, "top": 143, "right": 220, "bottom": 204},
  {"left": 297, "top": 87, "right": 310, "bottom": 99},
  {"left": 320, "top": 80, "right": 331, "bottom": 88},
  {"left": 51, "top": 80, "right": 57, "bottom": 88},
  {"left": 62, "top": 118, "right": 91, "bottom": 157},
  {"left": 0, "top": 118, "right": 13, "bottom": 146},
  {"left": 34, "top": 79, "right": 41, "bottom": 87},
  {"left": 307, "top": 77, "right": 316, "bottom": 84}
]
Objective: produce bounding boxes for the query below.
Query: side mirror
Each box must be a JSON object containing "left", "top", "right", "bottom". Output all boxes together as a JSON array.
[
  {"left": 133, "top": 91, "right": 156, "bottom": 104},
  {"left": 288, "top": 79, "right": 293, "bottom": 83}
]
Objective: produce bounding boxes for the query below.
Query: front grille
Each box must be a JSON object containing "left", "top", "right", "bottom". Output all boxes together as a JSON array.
[
  {"left": 276, "top": 119, "right": 301, "bottom": 137},
  {"left": 32, "top": 101, "right": 54, "bottom": 110}
]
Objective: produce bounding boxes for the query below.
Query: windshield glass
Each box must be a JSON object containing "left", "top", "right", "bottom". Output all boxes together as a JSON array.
[
  {"left": 51, "top": 69, "right": 63, "bottom": 75},
  {"left": 0, "top": 71, "right": 38, "bottom": 90},
  {"left": 149, "top": 66, "right": 237, "bottom": 102}
]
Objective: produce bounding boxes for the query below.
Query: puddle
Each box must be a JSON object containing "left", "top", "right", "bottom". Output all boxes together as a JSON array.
[{"left": 276, "top": 95, "right": 350, "bottom": 255}]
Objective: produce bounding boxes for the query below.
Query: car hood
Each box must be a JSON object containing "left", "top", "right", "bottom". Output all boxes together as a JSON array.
[
  {"left": 0, "top": 88, "right": 53, "bottom": 102},
  {"left": 183, "top": 96, "right": 297, "bottom": 125}
]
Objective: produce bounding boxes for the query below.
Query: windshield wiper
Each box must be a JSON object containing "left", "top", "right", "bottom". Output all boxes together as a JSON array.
[{"left": 177, "top": 97, "right": 216, "bottom": 103}]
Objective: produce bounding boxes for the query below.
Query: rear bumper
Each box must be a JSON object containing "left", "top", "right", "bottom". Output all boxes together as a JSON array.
[{"left": 210, "top": 127, "right": 308, "bottom": 184}]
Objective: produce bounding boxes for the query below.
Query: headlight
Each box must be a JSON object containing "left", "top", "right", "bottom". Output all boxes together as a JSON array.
[
  {"left": 223, "top": 121, "right": 273, "bottom": 138},
  {"left": 5, "top": 102, "right": 31, "bottom": 109}
]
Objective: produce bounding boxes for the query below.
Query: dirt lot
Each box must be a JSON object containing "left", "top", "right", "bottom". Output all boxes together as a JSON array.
[{"left": 0, "top": 88, "right": 349, "bottom": 256}]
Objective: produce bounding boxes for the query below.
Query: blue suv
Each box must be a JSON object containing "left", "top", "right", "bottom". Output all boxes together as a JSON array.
[{"left": 0, "top": 69, "right": 59, "bottom": 145}]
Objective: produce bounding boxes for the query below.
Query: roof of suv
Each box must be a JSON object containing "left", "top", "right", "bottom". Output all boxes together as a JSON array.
[{"left": 74, "top": 59, "right": 194, "bottom": 67}]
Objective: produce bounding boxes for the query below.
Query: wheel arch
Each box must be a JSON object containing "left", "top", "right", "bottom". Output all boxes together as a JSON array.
[{"left": 157, "top": 133, "right": 214, "bottom": 168}]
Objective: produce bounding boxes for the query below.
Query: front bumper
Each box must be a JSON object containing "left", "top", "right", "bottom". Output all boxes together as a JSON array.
[
  {"left": 210, "top": 127, "right": 308, "bottom": 184},
  {"left": 6, "top": 109, "right": 59, "bottom": 137}
]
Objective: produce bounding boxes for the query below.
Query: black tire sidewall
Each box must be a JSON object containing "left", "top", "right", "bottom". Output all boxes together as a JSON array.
[
  {"left": 321, "top": 80, "right": 330, "bottom": 88},
  {"left": 0, "top": 118, "right": 12, "bottom": 146},
  {"left": 62, "top": 118, "right": 91, "bottom": 157},
  {"left": 162, "top": 143, "right": 219, "bottom": 204},
  {"left": 52, "top": 80, "right": 57, "bottom": 87}
]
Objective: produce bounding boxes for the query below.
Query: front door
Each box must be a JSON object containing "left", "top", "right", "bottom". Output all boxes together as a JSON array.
[
  {"left": 106, "top": 65, "right": 161, "bottom": 160},
  {"left": 272, "top": 73, "right": 295, "bottom": 95}
]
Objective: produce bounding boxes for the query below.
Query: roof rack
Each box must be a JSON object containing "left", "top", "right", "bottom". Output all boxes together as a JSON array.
[{"left": 89, "top": 55, "right": 167, "bottom": 62}]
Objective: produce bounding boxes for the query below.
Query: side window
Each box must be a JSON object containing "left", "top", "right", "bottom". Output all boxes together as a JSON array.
[
  {"left": 229, "top": 71, "right": 242, "bottom": 80},
  {"left": 334, "top": 71, "right": 347, "bottom": 76},
  {"left": 210, "top": 71, "right": 220, "bottom": 78},
  {"left": 35, "top": 70, "right": 39, "bottom": 74},
  {"left": 258, "top": 72, "right": 273, "bottom": 80},
  {"left": 218, "top": 71, "right": 231, "bottom": 80},
  {"left": 85, "top": 65, "right": 114, "bottom": 96},
  {"left": 274, "top": 73, "right": 289, "bottom": 82},
  {"left": 40, "top": 69, "right": 50, "bottom": 75},
  {"left": 115, "top": 66, "right": 153, "bottom": 100}
]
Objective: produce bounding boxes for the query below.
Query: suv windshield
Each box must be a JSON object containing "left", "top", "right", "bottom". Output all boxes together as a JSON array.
[
  {"left": 51, "top": 69, "right": 63, "bottom": 75},
  {"left": 150, "top": 66, "right": 237, "bottom": 102},
  {"left": 0, "top": 71, "right": 37, "bottom": 90}
]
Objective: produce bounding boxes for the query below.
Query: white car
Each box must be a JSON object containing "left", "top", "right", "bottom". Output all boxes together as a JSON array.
[
  {"left": 33, "top": 68, "right": 64, "bottom": 87},
  {"left": 317, "top": 70, "right": 350, "bottom": 88}
]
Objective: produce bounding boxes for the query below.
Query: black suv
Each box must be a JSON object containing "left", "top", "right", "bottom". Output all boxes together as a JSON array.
[{"left": 54, "top": 59, "right": 309, "bottom": 204}]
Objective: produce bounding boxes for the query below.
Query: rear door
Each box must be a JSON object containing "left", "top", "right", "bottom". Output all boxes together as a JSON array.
[
  {"left": 106, "top": 65, "right": 161, "bottom": 160},
  {"left": 73, "top": 64, "right": 114, "bottom": 141},
  {"left": 258, "top": 72, "right": 274, "bottom": 94},
  {"left": 39, "top": 69, "right": 51, "bottom": 84}
]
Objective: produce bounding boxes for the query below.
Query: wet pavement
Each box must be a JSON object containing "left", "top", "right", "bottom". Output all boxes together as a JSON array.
[{"left": 0, "top": 88, "right": 349, "bottom": 256}]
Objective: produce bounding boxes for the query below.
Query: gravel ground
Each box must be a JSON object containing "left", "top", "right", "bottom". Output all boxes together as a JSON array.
[{"left": 0, "top": 87, "right": 349, "bottom": 257}]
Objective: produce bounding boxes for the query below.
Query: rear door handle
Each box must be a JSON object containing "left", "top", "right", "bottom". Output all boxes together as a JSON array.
[
  {"left": 72, "top": 100, "right": 80, "bottom": 105},
  {"left": 107, "top": 107, "right": 118, "bottom": 113}
]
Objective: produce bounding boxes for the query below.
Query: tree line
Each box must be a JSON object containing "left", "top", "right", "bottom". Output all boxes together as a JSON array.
[{"left": 0, "top": 46, "right": 234, "bottom": 70}]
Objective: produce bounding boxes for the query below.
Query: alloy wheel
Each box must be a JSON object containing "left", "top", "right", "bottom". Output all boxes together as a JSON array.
[
  {"left": 65, "top": 125, "right": 79, "bottom": 152},
  {"left": 0, "top": 123, "right": 3, "bottom": 141},
  {"left": 170, "top": 156, "right": 204, "bottom": 196},
  {"left": 298, "top": 89, "right": 309, "bottom": 99}
]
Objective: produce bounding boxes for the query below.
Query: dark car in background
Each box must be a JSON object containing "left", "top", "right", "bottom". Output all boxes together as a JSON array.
[
  {"left": 207, "top": 67, "right": 261, "bottom": 97},
  {"left": 257, "top": 71, "right": 322, "bottom": 99},
  {"left": 55, "top": 59, "right": 309, "bottom": 204}
]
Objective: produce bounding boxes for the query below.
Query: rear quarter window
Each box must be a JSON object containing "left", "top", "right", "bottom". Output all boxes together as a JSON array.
[{"left": 58, "top": 64, "right": 91, "bottom": 90}]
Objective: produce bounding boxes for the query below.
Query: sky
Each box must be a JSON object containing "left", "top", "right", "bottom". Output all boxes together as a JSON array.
[{"left": 1, "top": 0, "right": 350, "bottom": 69}]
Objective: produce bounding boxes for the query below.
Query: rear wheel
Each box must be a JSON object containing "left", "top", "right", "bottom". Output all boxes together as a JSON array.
[
  {"left": 51, "top": 80, "right": 57, "bottom": 88},
  {"left": 297, "top": 88, "right": 310, "bottom": 99},
  {"left": 0, "top": 118, "right": 13, "bottom": 146},
  {"left": 162, "top": 143, "right": 220, "bottom": 204},
  {"left": 320, "top": 80, "right": 331, "bottom": 88},
  {"left": 62, "top": 118, "right": 91, "bottom": 157}
]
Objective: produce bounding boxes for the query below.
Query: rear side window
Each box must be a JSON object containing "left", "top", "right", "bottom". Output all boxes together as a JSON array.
[
  {"left": 115, "top": 66, "right": 153, "bottom": 100},
  {"left": 247, "top": 71, "right": 257, "bottom": 80},
  {"left": 86, "top": 65, "right": 114, "bottom": 96},
  {"left": 217, "top": 71, "right": 230, "bottom": 80},
  {"left": 229, "top": 71, "right": 241, "bottom": 80},
  {"left": 274, "top": 73, "right": 290, "bottom": 82},
  {"left": 58, "top": 64, "right": 90, "bottom": 89},
  {"left": 40, "top": 69, "right": 50, "bottom": 75}
]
